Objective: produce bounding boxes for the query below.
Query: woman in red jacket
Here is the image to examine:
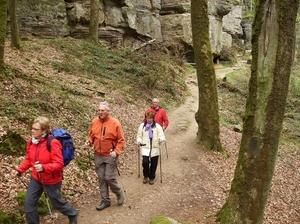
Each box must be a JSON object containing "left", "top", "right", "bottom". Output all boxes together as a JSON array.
[{"left": 14, "top": 116, "right": 78, "bottom": 224}]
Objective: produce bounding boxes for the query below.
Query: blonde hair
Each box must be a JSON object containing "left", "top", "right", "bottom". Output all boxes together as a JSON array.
[{"left": 33, "top": 116, "right": 50, "bottom": 132}]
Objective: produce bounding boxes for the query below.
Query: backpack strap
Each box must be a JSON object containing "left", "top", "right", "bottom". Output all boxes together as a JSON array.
[{"left": 46, "top": 135, "right": 55, "bottom": 152}]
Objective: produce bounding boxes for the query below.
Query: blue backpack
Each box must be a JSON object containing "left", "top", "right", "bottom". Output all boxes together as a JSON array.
[{"left": 47, "top": 128, "right": 75, "bottom": 167}]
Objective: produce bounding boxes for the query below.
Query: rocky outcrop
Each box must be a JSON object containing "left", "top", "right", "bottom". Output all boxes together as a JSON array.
[{"left": 10, "top": 0, "right": 243, "bottom": 58}]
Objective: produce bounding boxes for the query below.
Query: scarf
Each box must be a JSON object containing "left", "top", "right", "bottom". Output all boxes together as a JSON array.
[
  {"left": 145, "top": 123, "right": 153, "bottom": 139},
  {"left": 31, "top": 133, "right": 47, "bottom": 145}
]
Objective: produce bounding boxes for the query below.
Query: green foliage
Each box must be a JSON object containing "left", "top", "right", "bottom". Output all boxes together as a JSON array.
[
  {"left": 0, "top": 210, "right": 14, "bottom": 224},
  {"left": 17, "top": 191, "right": 53, "bottom": 215},
  {"left": 217, "top": 68, "right": 250, "bottom": 129},
  {"left": 242, "top": 11, "right": 255, "bottom": 20},
  {"left": 0, "top": 131, "right": 27, "bottom": 156},
  {"left": 150, "top": 216, "right": 178, "bottom": 224},
  {"left": 75, "top": 157, "right": 90, "bottom": 171},
  {"left": 37, "top": 194, "right": 53, "bottom": 215},
  {"left": 0, "top": 210, "right": 23, "bottom": 224},
  {"left": 16, "top": 191, "right": 26, "bottom": 206},
  {"left": 296, "top": 14, "right": 300, "bottom": 25}
]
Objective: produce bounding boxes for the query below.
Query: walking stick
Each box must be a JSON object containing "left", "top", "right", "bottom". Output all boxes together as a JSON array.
[
  {"left": 149, "top": 137, "right": 153, "bottom": 164},
  {"left": 36, "top": 162, "right": 54, "bottom": 224},
  {"left": 88, "top": 150, "right": 92, "bottom": 167},
  {"left": 138, "top": 143, "right": 146, "bottom": 178},
  {"left": 164, "top": 141, "right": 168, "bottom": 159},
  {"left": 159, "top": 144, "right": 162, "bottom": 183},
  {"left": 137, "top": 144, "right": 140, "bottom": 178}
]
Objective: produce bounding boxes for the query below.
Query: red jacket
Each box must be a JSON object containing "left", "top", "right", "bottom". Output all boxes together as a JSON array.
[
  {"left": 16, "top": 136, "right": 64, "bottom": 185},
  {"left": 87, "top": 115, "right": 125, "bottom": 156},
  {"left": 146, "top": 107, "right": 169, "bottom": 129}
]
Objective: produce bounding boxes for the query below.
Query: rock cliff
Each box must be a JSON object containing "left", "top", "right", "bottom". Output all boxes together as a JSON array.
[{"left": 9, "top": 0, "right": 244, "bottom": 59}]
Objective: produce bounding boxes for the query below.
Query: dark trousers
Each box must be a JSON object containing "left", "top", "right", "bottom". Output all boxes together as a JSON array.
[
  {"left": 25, "top": 177, "right": 77, "bottom": 224},
  {"left": 142, "top": 155, "right": 159, "bottom": 180}
]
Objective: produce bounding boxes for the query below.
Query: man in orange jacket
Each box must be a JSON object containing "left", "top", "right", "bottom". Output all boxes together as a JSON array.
[{"left": 85, "top": 101, "right": 125, "bottom": 211}]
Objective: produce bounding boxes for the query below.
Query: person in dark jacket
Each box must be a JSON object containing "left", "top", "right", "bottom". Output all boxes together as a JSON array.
[{"left": 13, "top": 116, "right": 78, "bottom": 224}]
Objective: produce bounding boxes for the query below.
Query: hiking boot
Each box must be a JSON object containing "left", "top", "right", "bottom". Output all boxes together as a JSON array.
[
  {"left": 149, "top": 179, "right": 154, "bottom": 185},
  {"left": 96, "top": 201, "right": 110, "bottom": 211},
  {"left": 143, "top": 177, "right": 148, "bottom": 184},
  {"left": 117, "top": 192, "right": 124, "bottom": 205},
  {"left": 68, "top": 213, "right": 78, "bottom": 224}
]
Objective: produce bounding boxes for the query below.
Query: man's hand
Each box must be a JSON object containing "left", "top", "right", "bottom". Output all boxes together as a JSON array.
[
  {"left": 110, "top": 149, "right": 117, "bottom": 158},
  {"left": 84, "top": 141, "right": 92, "bottom": 148}
]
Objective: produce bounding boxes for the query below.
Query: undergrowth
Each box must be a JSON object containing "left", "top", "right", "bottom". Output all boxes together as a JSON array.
[
  {"left": 217, "top": 54, "right": 300, "bottom": 154},
  {"left": 0, "top": 38, "right": 188, "bottom": 139}
]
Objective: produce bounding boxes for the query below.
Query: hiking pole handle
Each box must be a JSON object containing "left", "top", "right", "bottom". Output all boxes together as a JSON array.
[{"left": 34, "top": 161, "right": 44, "bottom": 172}]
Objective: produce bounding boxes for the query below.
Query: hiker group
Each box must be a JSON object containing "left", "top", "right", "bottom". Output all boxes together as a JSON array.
[{"left": 13, "top": 98, "right": 169, "bottom": 224}]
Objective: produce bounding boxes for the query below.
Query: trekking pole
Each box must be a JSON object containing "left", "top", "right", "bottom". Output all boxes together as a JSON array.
[
  {"left": 137, "top": 143, "right": 146, "bottom": 178},
  {"left": 36, "top": 162, "right": 54, "bottom": 224},
  {"left": 159, "top": 144, "right": 162, "bottom": 183},
  {"left": 88, "top": 150, "right": 92, "bottom": 167},
  {"left": 112, "top": 144, "right": 131, "bottom": 209},
  {"left": 149, "top": 137, "right": 153, "bottom": 164},
  {"left": 164, "top": 141, "right": 168, "bottom": 159},
  {"left": 19, "top": 175, "right": 28, "bottom": 189},
  {"left": 137, "top": 144, "right": 140, "bottom": 178},
  {"left": 15, "top": 170, "right": 29, "bottom": 188}
]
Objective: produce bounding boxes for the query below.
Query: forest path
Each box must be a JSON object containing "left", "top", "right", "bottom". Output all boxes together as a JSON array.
[{"left": 55, "top": 66, "right": 241, "bottom": 224}]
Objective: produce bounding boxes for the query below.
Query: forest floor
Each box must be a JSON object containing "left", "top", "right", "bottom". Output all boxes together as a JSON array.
[
  {"left": 49, "top": 63, "right": 299, "bottom": 224},
  {"left": 2, "top": 48, "right": 299, "bottom": 223},
  {"left": 54, "top": 68, "right": 241, "bottom": 224}
]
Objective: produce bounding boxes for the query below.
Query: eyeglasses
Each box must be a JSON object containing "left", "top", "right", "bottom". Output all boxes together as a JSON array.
[{"left": 31, "top": 128, "right": 41, "bottom": 131}]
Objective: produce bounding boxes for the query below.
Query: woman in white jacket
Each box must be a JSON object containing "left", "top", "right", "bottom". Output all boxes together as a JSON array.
[{"left": 136, "top": 111, "right": 165, "bottom": 185}]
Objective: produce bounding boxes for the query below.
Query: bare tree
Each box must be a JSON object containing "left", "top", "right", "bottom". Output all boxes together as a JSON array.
[
  {"left": 0, "top": 0, "right": 8, "bottom": 74},
  {"left": 217, "top": 0, "right": 299, "bottom": 223},
  {"left": 191, "top": 0, "right": 223, "bottom": 152},
  {"left": 89, "top": 0, "right": 99, "bottom": 43},
  {"left": 9, "top": 0, "right": 20, "bottom": 49}
]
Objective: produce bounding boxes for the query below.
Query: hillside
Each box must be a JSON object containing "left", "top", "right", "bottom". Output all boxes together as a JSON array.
[{"left": 0, "top": 38, "right": 299, "bottom": 224}]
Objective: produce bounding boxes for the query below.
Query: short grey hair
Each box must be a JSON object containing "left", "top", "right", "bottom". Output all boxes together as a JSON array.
[
  {"left": 152, "top": 98, "right": 159, "bottom": 103},
  {"left": 99, "top": 101, "right": 111, "bottom": 110}
]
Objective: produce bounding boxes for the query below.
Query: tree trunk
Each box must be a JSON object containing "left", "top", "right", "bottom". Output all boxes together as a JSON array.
[
  {"left": 9, "top": 0, "right": 20, "bottom": 49},
  {"left": 0, "top": 0, "right": 7, "bottom": 75},
  {"left": 89, "top": 0, "right": 99, "bottom": 43},
  {"left": 217, "top": 0, "right": 299, "bottom": 223},
  {"left": 191, "top": 0, "right": 222, "bottom": 152}
]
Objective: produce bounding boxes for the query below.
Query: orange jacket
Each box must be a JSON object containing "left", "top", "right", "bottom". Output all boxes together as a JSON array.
[{"left": 88, "top": 115, "right": 125, "bottom": 156}]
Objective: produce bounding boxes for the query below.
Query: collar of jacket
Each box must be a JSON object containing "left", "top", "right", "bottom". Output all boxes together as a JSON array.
[
  {"left": 98, "top": 114, "right": 110, "bottom": 122},
  {"left": 152, "top": 106, "right": 161, "bottom": 111}
]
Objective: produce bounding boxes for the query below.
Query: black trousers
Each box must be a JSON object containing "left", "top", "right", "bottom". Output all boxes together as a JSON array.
[{"left": 142, "top": 155, "right": 159, "bottom": 180}]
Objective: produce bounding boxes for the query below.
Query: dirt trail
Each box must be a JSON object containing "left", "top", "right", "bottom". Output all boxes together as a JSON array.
[{"left": 56, "top": 70, "right": 233, "bottom": 224}]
